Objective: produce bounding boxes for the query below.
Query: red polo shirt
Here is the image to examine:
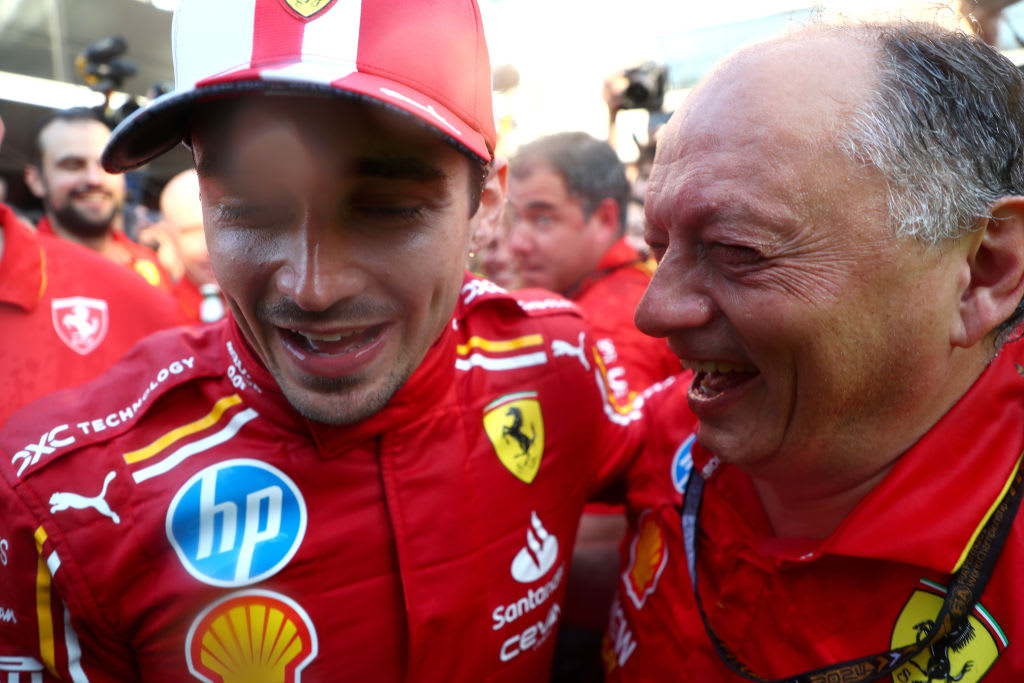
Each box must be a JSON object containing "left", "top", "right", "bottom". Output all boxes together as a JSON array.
[
  {"left": 604, "top": 344, "right": 1024, "bottom": 681},
  {"left": 1, "top": 204, "right": 184, "bottom": 424},
  {"left": 36, "top": 216, "right": 173, "bottom": 293}
]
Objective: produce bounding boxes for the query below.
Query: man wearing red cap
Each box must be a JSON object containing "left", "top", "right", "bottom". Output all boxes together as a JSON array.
[{"left": 0, "top": 1, "right": 644, "bottom": 681}]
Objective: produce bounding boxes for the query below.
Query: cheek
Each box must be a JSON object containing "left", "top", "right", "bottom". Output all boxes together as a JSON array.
[{"left": 206, "top": 228, "right": 266, "bottom": 298}]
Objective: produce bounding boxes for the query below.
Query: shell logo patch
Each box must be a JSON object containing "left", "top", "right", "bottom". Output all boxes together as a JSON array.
[
  {"left": 51, "top": 296, "right": 108, "bottom": 355},
  {"left": 484, "top": 392, "right": 544, "bottom": 484},
  {"left": 890, "top": 579, "right": 1006, "bottom": 683},
  {"left": 280, "top": 0, "right": 336, "bottom": 19},
  {"left": 622, "top": 510, "right": 668, "bottom": 610},
  {"left": 186, "top": 589, "right": 318, "bottom": 683}
]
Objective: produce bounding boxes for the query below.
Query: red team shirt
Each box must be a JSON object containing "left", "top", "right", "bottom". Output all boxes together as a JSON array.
[
  {"left": 36, "top": 216, "right": 174, "bottom": 294},
  {"left": 0, "top": 205, "right": 183, "bottom": 425},
  {"left": 0, "top": 276, "right": 644, "bottom": 682},
  {"left": 603, "top": 343, "right": 1024, "bottom": 682}
]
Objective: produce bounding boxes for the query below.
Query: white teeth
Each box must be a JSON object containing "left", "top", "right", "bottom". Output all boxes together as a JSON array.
[
  {"left": 681, "top": 359, "right": 754, "bottom": 374},
  {"left": 298, "top": 329, "right": 361, "bottom": 342}
]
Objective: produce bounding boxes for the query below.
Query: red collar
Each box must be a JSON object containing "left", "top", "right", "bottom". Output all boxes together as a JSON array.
[
  {"left": 36, "top": 215, "right": 56, "bottom": 235},
  {"left": 693, "top": 343, "right": 1024, "bottom": 572},
  {"left": 0, "top": 204, "right": 45, "bottom": 311},
  {"left": 565, "top": 237, "right": 648, "bottom": 300}
]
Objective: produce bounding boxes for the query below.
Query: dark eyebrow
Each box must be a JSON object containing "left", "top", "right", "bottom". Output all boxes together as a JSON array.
[
  {"left": 194, "top": 154, "right": 449, "bottom": 184},
  {"left": 353, "top": 156, "right": 447, "bottom": 183}
]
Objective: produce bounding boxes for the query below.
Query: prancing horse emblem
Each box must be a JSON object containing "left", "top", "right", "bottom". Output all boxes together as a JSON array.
[
  {"left": 483, "top": 393, "right": 545, "bottom": 484},
  {"left": 502, "top": 406, "right": 536, "bottom": 456}
]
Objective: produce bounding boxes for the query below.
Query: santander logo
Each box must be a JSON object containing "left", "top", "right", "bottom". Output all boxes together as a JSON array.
[{"left": 511, "top": 511, "right": 559, "bottom": 583}]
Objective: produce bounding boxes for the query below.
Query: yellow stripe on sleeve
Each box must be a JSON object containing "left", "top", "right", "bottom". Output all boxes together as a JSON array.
[
  {"left": 456, "top": 334, "right": 544, "bottom": 355},
  {"left": 34, "top": 527, "right": 56, "bottom": 677},
  {"left": 123, "top": 394, "right": 242, "bottom": 464},
  {"left": 952, "top": 454, "right": 1023, "bottom": 573}
]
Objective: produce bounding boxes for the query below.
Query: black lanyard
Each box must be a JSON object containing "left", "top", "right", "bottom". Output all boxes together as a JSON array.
[{"left": 680, "top": 457, "right": 1024, "bottom": 683}]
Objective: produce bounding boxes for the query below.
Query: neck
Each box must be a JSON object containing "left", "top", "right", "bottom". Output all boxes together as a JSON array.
[
  {"left": 752, "top": 465, "right": 892, "bottom": 538},
  {"left": 52, "top": 219, "right": 114, "bottom": 256},
  {"left": 750, "top": 345, "right": 994, "bottom": 539}
]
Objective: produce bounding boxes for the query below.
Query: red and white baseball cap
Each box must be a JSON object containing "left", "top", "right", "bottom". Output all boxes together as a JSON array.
[{"left": 102, "top": 0, "right": 496, "bottom": 172}]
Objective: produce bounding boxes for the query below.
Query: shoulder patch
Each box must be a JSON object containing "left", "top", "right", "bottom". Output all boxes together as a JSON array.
[
  {"left": 1, "top": 326, "right": 222, "bottom": 481},
  {"left": 457, "top": 276, "right": 582, "bottom": 320}
]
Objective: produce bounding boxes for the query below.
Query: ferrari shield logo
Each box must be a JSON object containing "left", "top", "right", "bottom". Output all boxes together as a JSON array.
[
  {"left": 484, "top": 392, "right": 544, "bottom": 484},
  {"left": 51, "top": 297, "right": 108, "bottom": 355},
  {"left": 890, "top": 579, "right": 1006, "bottom": 683},
  {"left": 280, "top": 0, "right": 336, "bottom": 19}
]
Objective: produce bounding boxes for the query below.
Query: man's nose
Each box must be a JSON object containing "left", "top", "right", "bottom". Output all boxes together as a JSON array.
[
  {"left": 634, "top": 252, "right": 714, "bottom": 337},
  {"left": 84, "top": 160, "right": 110, "bottom": 185},
  {"left": 505, "top": 215, "right": 532, "bottom": 255},
  {"left": 274, "top": 217, "right": 367, "bottom": 312}
]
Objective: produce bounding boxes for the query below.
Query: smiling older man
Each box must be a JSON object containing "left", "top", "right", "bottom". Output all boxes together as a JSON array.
[{"left": 603, "top": 21, "right": 1024, "bottom": 682}]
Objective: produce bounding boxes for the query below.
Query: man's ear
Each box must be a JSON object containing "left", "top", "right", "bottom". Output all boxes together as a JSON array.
[
  {"left": 955, "top": 196, "right": 1024, "bottom": 348},
  {"left": 468, "top": 156, "right": 508, "bottom": 254},
  {"left": 588, "top": 196, "right": 622, "bottom": 245},
  {"left": 23, "top": 164, "right": 45, "bottom": 199}
]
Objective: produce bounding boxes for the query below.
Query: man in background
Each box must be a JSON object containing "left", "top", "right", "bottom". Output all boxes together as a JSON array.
[
  {"left": 0, "top": 115, "right": 183, "bottom": 424},
  {"left": 24, "top": 107, "right": 171, "bottom": 291},
  {"left": 142, "top": 168, "right": 225, "bottom": 322}
]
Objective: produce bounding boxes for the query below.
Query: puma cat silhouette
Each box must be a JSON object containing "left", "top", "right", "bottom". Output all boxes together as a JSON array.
[
  {"left": 551, "top": 331, "right": 590, "bottom": 370},
  {"left": 49, "top": 471, "right": 120, "bottom": 524}
]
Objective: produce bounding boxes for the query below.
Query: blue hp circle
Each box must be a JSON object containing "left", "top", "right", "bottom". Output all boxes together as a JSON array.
[
  {"left": 166, "top": 459, "right": 307, "bottom": 587},
  {"left": 671, "top": 434, "right": 695, "bottom": 495}
]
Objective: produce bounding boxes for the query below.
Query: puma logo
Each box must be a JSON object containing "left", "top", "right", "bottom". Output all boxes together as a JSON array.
[
  {"left": 552, "top": 332, "right": 590, "bottom": 371},
  {"left": 49, "top": 471, "right": 120, "bottom": 524}
]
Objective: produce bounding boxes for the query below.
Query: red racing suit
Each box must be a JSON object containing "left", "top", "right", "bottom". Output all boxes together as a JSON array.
[
  {"left": 1, "top": 205, "right": 183, "bottom": 425},
  {"left": 603, "top": 344, "right": 1024, "bottom": 681},
  {"left": 0, "top": 275, "right": 644, "bottom": 682}
]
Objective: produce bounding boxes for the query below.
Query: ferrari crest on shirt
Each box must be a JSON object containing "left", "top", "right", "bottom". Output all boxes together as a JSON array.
[
  {"left": 281, "top": 0, "right": 336, "bottom": 19},
  {"left": 51, "top": 296, "right": 109, "bottom": 355},
  {"left": 890, "top": 578, "right": 1006, "bottom": 683},
  {"left": 484, "top": 392, "right": 544, "bottom": 484},
  {"left": 186, "top": 588, "right": 318, "bottom": 683}
]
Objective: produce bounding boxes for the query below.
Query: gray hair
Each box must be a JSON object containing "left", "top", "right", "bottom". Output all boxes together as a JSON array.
[
  {"left": 510, "top": 131, "right": 631, "bottom": 232},
  {"left": 837, "top": 22, "right": 1024, "bottom": 343}
]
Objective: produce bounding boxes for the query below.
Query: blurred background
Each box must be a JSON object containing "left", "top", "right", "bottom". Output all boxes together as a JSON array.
[{"left": 0, "top": 0, "right": 1021, "bottom": 217}]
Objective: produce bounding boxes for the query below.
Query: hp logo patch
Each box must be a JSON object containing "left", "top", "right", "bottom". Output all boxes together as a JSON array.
[
  {"left": 671, "top": 433, "right": 695, "bottom": 494},
  {"left": 166, "top": 459, "right": 307, "bottom": 587}
]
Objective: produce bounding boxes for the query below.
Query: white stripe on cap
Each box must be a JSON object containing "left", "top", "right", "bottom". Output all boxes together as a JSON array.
[
  {"left": 260, "top": 2, "right": 360, "bottom": 91},
  {"left": 302, "top": 0, "right": 361, "bottom": 64},
  {"left": 173, "top": 0, "right": 258, "bottom": 89},
  {"left": 261, "top": 60, "right": 358, "bottom": 86}
]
